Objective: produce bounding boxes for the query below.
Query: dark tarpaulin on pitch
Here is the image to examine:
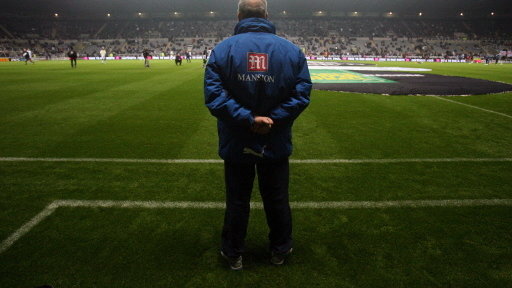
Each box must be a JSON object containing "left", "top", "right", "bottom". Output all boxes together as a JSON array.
[{"left": 314, "top": 72, "right": 512, "bottom": 96}]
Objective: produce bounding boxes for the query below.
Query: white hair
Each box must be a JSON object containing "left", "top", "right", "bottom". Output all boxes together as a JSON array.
[{"left": 238, "top": 0, "right": 268, "bottom": 19}]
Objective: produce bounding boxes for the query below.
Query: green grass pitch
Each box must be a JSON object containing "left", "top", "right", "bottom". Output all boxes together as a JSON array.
[{"left": 0, "top": 59, "right": 511, "bottom": 287}]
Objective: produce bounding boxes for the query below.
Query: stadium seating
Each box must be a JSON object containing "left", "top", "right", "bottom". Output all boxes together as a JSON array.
[{"left": 0, "top": 17, "right": 510, "bottom": 59}]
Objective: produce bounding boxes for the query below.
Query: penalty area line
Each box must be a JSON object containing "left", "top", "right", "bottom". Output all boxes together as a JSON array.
[
  {"left": 0, "top": 202, "right": 58, "bottom": 255},
  {"left": 432, "top": 96, "right": 512, "bottom": 119},
  {"left": 1, "top": 198, "right": 512, "bottom": 255}
]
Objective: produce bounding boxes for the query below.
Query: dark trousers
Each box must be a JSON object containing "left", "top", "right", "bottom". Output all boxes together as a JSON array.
[
  {"left": 221, "top": 158, "right": 292, "bottom": 258},
  {"left": 70, "top": 59, "right": 76, "bottom": 68}
]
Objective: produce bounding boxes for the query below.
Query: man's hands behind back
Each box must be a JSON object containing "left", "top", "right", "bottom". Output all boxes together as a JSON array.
[{"left": 252, "top": 116, "right": 273, "bottom": 135}]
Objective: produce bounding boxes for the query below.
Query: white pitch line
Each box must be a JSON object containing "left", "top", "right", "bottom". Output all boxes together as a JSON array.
[
  {"left": 53, "top": 200, "right": 227, "bottom": 209},
  {"left": 2, "top": 198, "right": 512, "bottom": 255},
  {"left": 290, "top": 158, "right": 512, "bottom": 164},
  {"left": 432, "top": 96, "right": 512, "bottom": 119},
  {"left": 54, "top": 199, "right": 512, "bottom": 210},
  {"left": 1, "top": 157, "right": 512, "bottom": 164},
  {"left": 289, "top": 199, "right": 512, "bottom": 209},
  {"left": 0, "top": 157, "right": 223, "bottom": 164},
  {"left": 0, "top": 202, "right": 58, "bottom": 254}
]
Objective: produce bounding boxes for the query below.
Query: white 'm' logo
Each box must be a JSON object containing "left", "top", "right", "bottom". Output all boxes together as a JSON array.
[{"left": 248, "top": 53, "right": 268, "bottom": 72}]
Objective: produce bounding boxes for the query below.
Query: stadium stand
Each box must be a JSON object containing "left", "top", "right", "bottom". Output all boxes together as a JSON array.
[{"left": 0, "top": 17, "right": 510, "bottom": 60}]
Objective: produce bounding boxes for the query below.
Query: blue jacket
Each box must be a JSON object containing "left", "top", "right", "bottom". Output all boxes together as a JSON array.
[{"left": 204, "top": 17, "right": 312, "bottom": 162}]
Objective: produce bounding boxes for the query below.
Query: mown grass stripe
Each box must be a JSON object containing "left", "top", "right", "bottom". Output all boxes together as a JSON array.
[
  {"left": 1, "top": 157, "right": 511, "bottom": 164},
  {"left": 2, "top": 198, "right": 511, "bottom": 255}
]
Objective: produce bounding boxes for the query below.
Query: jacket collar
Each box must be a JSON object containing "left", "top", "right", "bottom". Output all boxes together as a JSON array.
[{"left": 234, "top": 17, "right": 276, "bottom": 35}]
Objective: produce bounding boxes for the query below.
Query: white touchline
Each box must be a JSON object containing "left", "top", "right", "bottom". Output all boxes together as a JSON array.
[
  {"left": 0, "top": 157, "right": 224, "bottom": 164},
  {"left": 432, "top": 96, "right": 512, "bottom": 119},
  {"left": 1, "top": 198, "right": 512, "bottom": 255},
  {"left": 1, "top": 157, "right": 512, "bottom": 164},
  {"left": 289, "top": 158, "right": 512, "bottom": 163}
]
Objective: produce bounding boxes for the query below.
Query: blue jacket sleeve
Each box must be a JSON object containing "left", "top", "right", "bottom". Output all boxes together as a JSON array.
[
  {"left": 268, "top": 53, "right": 312, "bottom": 126},
  {"left": 204, "top": 50, "right": 254, "bottom": 127}
]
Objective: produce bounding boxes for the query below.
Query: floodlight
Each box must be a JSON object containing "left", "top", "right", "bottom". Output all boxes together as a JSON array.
[{"left": 419, "top": 12, "right": 422, "bottom": 16}]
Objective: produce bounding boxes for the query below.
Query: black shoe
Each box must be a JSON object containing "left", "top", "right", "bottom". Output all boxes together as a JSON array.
[
  {"left": 270, "top": 248, "right": 293, "bottom": 265},
  {"left": 220, "top": 251, "right": 243, "bottom": 270}
]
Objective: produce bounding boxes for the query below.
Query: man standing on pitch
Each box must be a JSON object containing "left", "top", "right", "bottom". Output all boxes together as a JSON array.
[
  {"left": 175, "top": 52, "right": 182, "bottom": 66},
  {"left": 202, "top": 47, "right": 209, "bottom": 68},
  {"left": 204, "top": 0, "right": 311, "bottom": 270},
  {"left": 23, "top": 48, "right": 34, "bottom": 64},
  {"left": 67, "top": 47, "right": 77, "bottom": 68},
  {"left": 143, "top": 49, "right": 151, "bottom": 68},
  {"left": 100, "top": 47, "right": 107, "bottom": 63}
]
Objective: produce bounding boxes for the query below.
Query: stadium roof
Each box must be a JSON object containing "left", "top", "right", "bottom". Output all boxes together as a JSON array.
[{"left": 2, "top": 0, "right": 511, "bottom": 18}]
